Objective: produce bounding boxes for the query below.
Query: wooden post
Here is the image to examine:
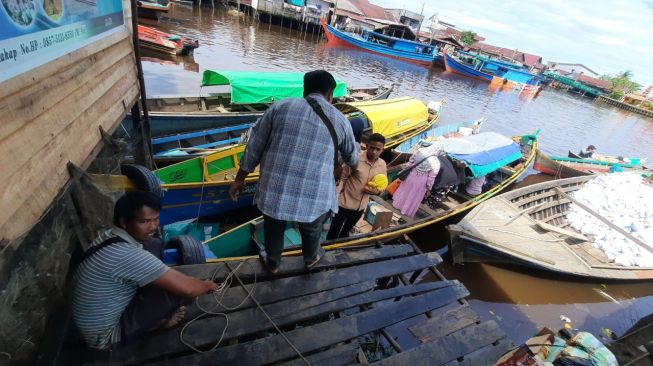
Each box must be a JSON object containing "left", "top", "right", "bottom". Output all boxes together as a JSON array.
[{"left": 129, "top": 0, "right": 154, "bottom": 169}]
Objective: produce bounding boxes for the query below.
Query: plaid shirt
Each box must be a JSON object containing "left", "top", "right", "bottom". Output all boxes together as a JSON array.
[{"left": 240, "top": 93, "right": 359, "bottom": 222}]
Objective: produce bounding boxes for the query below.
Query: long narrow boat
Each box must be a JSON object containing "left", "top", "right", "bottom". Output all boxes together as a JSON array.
[
  {"left": 150, "top": 86, "right": 400, "bottom": 157},
  {"left": 443, "top": 50, "right": 542, "bottom": 92},
  {"left": 534, "top": 149, "right": 647, "bottom": 178},
  {"left": 198, "top": 131, "right": 538, "bottom": 260},
  {"left": 321, "top": 19, "right": 440, "bottom": 66},
  {"left": 137, "top": 25, "right": 199, "bottom": 56},
  {"left": 153, "top": 97, "right": 443, "bottom": 224},
  {"left": 121, "top": 70, "right": 394, "bottom": 138},
  {"left": 448, "top": 175, "right": 653, "bottom": 280}
]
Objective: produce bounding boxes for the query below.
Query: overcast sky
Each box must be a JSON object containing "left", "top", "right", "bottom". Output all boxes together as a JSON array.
[{"left": 377, "top": 0, "right": 653, "bottom": 87}]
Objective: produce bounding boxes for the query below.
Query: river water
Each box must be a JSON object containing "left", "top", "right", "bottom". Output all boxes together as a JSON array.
[{"left": 143, "top": 4, "right": 653, "bottom": 345}]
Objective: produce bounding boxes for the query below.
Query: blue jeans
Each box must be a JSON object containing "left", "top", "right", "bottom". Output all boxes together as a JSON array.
[{"left": 263, "top": 211, "right": 330, "bottom": 268}]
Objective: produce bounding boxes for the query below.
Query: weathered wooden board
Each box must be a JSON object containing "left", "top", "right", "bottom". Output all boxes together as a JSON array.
[
  {"left": 277, "top": 341, "right": 360, "bottom": 366},
  {"left": 0, "top": 0, "right": 139, "bottom": 243},
  {"left": 175, "top": 244, "right": 413, "bottom": 280},
  {"left": 150, "top": 285, "right": 469, "bottom": 366},
  {"left": 374, "top": 321, "right": 506, "bottom": 365},
  {"left": 409, "top": 305, "right": 480, "bottom": 343},
  {"left": 123, "top": 282, "right": 454, "bottom": 364},
  {"left": 1, "top": 74, "right": 138, "bottom": 241},
  {"left": 115, "top": 281, "right": 376, "bottom": 364},
  {"left": 187, "top": 253, "right": 443, "bottom": 318}
]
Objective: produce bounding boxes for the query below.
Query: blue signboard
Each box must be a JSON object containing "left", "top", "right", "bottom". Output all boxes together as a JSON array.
[{"left": 0, "top": 0, "right": 125, "bottom": 82}]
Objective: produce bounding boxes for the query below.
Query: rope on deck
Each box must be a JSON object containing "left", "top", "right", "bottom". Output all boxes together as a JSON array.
[{"left": 179, "top": 261, "right": 311, "bottom": 365}]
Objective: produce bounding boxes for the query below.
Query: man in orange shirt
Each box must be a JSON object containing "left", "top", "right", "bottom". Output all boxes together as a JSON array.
[{"left": 327, "top": 133, "right": 387, "bottom": 240}]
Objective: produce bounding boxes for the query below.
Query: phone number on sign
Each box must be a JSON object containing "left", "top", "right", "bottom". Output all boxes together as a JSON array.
[{"left": 42, "top": 30, "right": 77, "bottom": 48}]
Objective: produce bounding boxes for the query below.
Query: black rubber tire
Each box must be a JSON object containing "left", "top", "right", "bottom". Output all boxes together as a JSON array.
[
  {"left": 120, "top": 164, "right": 162, "bottom": 197},
  {"left": 166, "top": 235, "right": 206, "bottom": 265}
]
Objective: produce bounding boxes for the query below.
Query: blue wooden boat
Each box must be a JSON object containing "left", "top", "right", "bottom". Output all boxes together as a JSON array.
[
  {"left": 321, "top": 19, "right": 440, "bottom": 66},
  {"left": 150, "top": 96, "right": 441, "bottom": 224},
  {"left": 443, "top": 50, "right": 542, "bottom": 92},
  {"left": 119, "top": 71, "right": 394, "bottom": 139},
  {"left": 152, "top": 123, "right": 250, "bottom": 156}
]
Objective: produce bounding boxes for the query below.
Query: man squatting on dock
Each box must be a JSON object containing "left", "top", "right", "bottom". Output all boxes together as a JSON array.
[
  {"left": 72, "top": 191, "right": 219, "bottom": 350},
  {"left": 229, "top": 70, "right": 360, "bottom": 273}
]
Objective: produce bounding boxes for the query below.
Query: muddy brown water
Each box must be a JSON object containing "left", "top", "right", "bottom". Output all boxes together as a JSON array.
[{"left": 143, "top": 3, "right": 653, "bottom": 347}]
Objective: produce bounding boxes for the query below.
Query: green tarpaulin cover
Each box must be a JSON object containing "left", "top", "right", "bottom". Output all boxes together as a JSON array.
[{"left": 201, "top": 70, "right": 348, "bottom": 105}]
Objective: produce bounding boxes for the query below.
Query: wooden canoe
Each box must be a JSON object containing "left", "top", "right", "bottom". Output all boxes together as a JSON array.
[
  {"left": 119, "top": 84, "right": 395, "bottom": 141},
  {"left": 534, "top": 149, "right": 647, "bottom": 178},
  {"left": 152, "top": 97, "right": 444, "bottom": 222},
  {"left": 197, "top": 132, "right": 538, "bottom": 261},
  {"left": 449, "top": 175, "right": 653, "bottom": 281}
]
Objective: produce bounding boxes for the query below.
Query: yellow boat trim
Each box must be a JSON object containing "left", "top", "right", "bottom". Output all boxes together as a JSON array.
[{"left": 203, "top": 139, "right": 538, "bottom": 262}]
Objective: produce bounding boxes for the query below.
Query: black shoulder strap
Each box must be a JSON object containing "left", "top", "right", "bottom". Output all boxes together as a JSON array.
[
  {"left": 81, "top": 236, "right": 125, "bottom": 262},
  {"left": 306, "top": 97, "right": 339, "bottom": 170}
]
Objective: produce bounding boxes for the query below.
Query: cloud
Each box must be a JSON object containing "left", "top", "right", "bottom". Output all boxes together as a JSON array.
[{"left": 378, "top": 0, "right": 653, "bottom": 85}]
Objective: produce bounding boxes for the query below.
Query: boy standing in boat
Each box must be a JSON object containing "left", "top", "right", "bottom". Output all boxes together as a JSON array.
[
  {"left": 229, "top": 70, "right": 359, "bottom": 273},
  {"left": 327, "top": 133, "right": 387, "bottom": 239},
  {"left": 72, "top": 191, "right": 218, "bottom": 351}
]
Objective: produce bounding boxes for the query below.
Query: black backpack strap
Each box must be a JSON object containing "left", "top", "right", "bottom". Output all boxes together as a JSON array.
[
  {"left": 82, "top": 236, "right": 125, "bottom": 262},
  {"left": 306, "top": 97, "right": 339, "bottom": 171}
]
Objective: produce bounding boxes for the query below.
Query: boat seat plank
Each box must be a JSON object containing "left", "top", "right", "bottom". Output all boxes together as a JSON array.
[
  {"left": 277, "top": 341, "right": 361, "bottom": 366},
  {"left": 153, "top": 287, "right": 469, "bottom": 366},
  {"left": 442, "top": 338, "right": 515, "bottom": 366},
  {"left": 176, "top": 245, "right": 414, "bottom": 280},
  {"left": 418, "top": 204, "right": 440, "bottom": 217},
  {"left": 535, "top": 220, "right": 589, "bottom": 241},
  {"left": 188, "top": 253, "right": 443, "bottom": 318},
  {"left": 409, "top": 305, "right": 480, "bottom": 343},
  {"left": 373, "top": 321, "right": 506, "bottom": 366}
]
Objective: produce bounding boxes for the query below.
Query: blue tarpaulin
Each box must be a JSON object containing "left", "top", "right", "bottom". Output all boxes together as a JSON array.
[
  {"left": 450, "top": 143, "right": 522, "bottom": 178},
  {"left": 287, "top": 0, "right": 305, "bottom": 6},
  {"left": 449, "top": 143, "right": 520, "bottom": 166}
]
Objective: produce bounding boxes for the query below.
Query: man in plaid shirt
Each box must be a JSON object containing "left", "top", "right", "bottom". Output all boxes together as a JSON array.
[{"left": 229, "top": 70, "right": 359, "bottom": 273}]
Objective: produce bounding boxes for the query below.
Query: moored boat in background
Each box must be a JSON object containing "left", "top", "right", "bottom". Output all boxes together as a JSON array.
[
  {"left": 137, "top": 25, "right": 199, "bottom": 56},
  {"left": 121, "top": 70, "right": 395, "bottom": 139},
  {"left": 137, "top": 0, "right": 170, "bottom": 20},
  {"left": 534, "top": 149, "right": 647, "bottom": 178},
  {"left": 443, "top": 50, "right": 542, "bottom": 93},
  {"left": 321, "top": 19, "right": 441, "bottom": 66}
]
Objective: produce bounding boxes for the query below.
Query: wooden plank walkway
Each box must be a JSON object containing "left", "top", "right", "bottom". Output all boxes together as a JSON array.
[{"left": 91, "top": 243, "right": 512, "bottom": 365}]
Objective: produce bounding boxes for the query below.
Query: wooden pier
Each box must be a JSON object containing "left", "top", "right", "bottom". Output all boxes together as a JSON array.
[
  {"left": 598, "top": 95, "right": 653, "bottom": 118},
  {"left": 77, "top": 243, "right": 512, "bottom": 365}
]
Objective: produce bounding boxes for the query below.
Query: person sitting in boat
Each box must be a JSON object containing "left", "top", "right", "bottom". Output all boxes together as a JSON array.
[
  {"left": 424, "top": 155, "right": 465, "bottom": 209},
  {"left": 327, "top": 133, "right": 387, "bottom": 240},
  {"left": 465, "top": 175, "right": 487, "bottom": 196},
  {"left": 72, "top": 191, "right": 218, "bottom": 351},
  {"left": 578, "top": 145, "right": 597, "bottom": 158},
  {"left": 392, "top": 142, "right": 443, "bottom": 217}
]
